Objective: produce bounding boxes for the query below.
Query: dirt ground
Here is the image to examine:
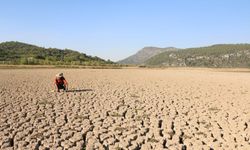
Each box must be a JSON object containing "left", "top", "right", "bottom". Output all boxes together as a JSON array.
[{"left": 0, "top": 68, "right": 250, "bottom": 150}]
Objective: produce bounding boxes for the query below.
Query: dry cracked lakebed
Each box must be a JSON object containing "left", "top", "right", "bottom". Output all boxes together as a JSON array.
[{"left": 0, "top": 68, "right": 250, "bottom": 150}]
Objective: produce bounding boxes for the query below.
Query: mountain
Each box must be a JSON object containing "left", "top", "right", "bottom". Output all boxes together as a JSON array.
[
  {"left": 118, "top": 47, "right": 178, "bottom": 65},
  {"left": 0, "top": 41, "right": 113, "bottom": 65},
  {"left": 146, "top": 44, "right": 250, "bottom": 68}
]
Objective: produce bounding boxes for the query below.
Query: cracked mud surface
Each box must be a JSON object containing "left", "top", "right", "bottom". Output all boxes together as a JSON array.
[{"left": 0, "top": 68, "right": 250, "bottom": 150}]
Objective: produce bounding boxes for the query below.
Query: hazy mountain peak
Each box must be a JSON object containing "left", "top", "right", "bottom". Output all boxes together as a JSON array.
[{"left": 118, "top": 46, "right": 178, "bottom": 64}]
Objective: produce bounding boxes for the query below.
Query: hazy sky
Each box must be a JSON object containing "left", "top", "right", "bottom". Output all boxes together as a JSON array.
[{"left": 1, "top": 0, "right": 250, "bottom": 61}]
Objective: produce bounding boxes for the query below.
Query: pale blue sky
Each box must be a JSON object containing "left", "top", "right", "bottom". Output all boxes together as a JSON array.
[{"left": 1, "top": 0, "right": 250, "bottom": 61}]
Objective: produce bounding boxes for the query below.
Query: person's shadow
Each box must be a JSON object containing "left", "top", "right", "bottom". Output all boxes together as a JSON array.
[{"left": 66, "top": 89, "right": 93, "bottom": 92}]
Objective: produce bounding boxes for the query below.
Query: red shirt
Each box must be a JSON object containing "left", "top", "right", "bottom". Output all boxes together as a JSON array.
[{"left": 54, "top": 77, "right": 67, "bottom": 85}]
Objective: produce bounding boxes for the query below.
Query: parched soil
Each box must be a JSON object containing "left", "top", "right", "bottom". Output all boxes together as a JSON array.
[{"left": 0, "top": 68, "right": 250, "bottom": 150}]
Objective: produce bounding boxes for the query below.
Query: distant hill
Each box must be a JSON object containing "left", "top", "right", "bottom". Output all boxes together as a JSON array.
[
  {"left": 146, "top": 44, "right": 250, "bottom": 68},
  {"left": 118, "top": 47, "right": 178, "bottom": 65},
  {"left": 0, "top": 41, "right": 113, "bottom": 65}
]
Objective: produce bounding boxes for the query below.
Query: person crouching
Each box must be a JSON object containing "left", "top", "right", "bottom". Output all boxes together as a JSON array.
[{"left": 54, "top": 73, "right": 68, "bottom": 92}]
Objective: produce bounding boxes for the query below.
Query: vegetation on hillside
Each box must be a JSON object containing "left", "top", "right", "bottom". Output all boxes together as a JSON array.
[
  {"left": 0, "top": 41, "right": 114, "bottom": 66},
  {"left": 146, "top": 44, "right": 250, "bottom": 68}
]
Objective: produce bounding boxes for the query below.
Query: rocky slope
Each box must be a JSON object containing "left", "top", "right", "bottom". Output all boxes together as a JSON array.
[{"left": 146, "top": 44, "right": 250, "bottom": 68}]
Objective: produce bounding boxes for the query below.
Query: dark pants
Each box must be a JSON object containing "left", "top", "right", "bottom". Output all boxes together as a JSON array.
[{"left": 57, "top": 84, "right": 65, "bottom": 91}]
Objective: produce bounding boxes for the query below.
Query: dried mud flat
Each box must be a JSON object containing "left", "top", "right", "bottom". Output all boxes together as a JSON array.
[{"left": 0, "top": 68, "right": 250, "bottom": 150}]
